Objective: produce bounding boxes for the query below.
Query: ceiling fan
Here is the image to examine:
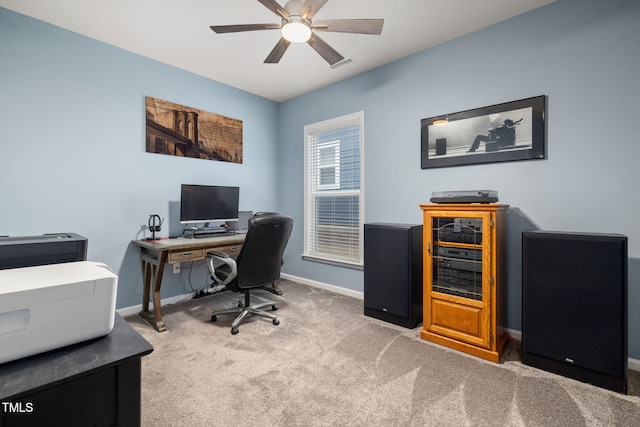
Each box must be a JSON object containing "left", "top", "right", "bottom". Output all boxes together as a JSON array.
[{"left": 210, "top": 0, "right": 384, "bottom": 66}]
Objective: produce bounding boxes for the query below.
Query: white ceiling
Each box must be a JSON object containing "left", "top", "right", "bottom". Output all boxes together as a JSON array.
[{"left": 0, "top": 0, "right": 556, "bottom": 102}]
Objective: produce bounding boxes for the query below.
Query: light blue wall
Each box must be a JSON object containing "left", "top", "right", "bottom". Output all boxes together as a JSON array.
[
  {"left": 278, "top": 0, "right": 640, "bottom": 358},
  {"left": 0, "top": 8, "right": 280, "bottom": 309}
]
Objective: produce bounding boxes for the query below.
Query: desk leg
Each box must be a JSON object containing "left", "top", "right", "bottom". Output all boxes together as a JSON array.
[{"left": 138, "top": 250, "right": 168, "bottom": 332}]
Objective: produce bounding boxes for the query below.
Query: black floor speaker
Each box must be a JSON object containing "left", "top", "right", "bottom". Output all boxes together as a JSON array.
[
  {"left": 364, "top": 223, "right": 423, "bottom": 328},
  {"left": 522, "top": 230, "right": 628, "bottom": 393}
]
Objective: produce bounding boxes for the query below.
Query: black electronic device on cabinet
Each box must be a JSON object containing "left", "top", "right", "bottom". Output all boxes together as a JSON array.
[
  {"left": 0, "top": 233, "right": 87, "bottom": 270},
  {"left": 364, "top": 223, "right": 423, "bottom": 328},
  {"left": 522, "top": 230, "right": 628, "bottom": 394}
]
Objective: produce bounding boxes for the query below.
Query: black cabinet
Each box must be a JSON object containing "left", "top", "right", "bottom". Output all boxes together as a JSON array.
[
  {"left": 364, "top": 223, "right": 423, "bottom": 328},
  {"left": 522, "top": 231, "right": 628, "bottom": 393},
  {"left": 0, "top": 315, "right": 153, "bottom": 426}
]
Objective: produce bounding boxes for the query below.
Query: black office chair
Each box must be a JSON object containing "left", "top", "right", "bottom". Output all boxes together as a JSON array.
[{"left": 206, "top": 213, "right": 293, "bottom": 335}]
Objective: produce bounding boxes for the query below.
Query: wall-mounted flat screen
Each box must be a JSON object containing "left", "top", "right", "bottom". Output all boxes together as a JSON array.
[{"left": 180, "top": 184, "right": 239, "bottom": 224}]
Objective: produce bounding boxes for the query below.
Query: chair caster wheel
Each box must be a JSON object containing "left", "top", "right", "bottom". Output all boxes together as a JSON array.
[
  {"left": 273, "top": 318, "right": 280, "bottom": 326},
  {"left": 231, "top": 327, "right": 239, "bottom": 335},
  {"left": 271, "top": 304, "right": 278, "bottom": 311},
  {"left": 211, "top": 315, "right": 217, "bottom": 322},
  {"left": 237, "top": 301, "right": 244, "bottom": 308}
]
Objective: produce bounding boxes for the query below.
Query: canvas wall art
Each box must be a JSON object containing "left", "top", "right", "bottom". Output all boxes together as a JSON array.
[{"left": 145, "top": 96, "right": 243, "bottom": 163}]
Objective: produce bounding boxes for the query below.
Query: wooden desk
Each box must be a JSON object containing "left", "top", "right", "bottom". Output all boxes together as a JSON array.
[
  {"left": 131, "top": 234, "right": 245, "bottom": 332},
  {"left": 0, "top": 314, "right": 153, "bottom": 427}
]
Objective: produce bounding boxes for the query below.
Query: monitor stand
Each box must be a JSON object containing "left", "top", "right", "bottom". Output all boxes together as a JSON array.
[
  {"left": 193, "top": 228, "right": 228, "bottom": 238},
  {"left": 183, "top": 223, "right": 231, "bottom": 239}
]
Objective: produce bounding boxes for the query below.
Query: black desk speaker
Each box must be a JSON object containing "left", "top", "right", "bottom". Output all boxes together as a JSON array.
[{"left": 522, "top": 230, "right": 628, "bottom": 393}]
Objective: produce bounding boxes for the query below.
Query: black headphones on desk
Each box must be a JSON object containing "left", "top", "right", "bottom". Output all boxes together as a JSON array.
[
  {"left": 148, "top": 214, "right": 163, "bottom": 232},
  {"left": 147, "top": 214, "right": 163, "bottom": 240}
]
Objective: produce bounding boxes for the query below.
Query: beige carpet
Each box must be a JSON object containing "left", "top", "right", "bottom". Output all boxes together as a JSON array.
[{"left": 126, "top": 279, "right": 640, "bottom": 426}]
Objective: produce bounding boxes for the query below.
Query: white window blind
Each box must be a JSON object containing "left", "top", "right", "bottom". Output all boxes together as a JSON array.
[{"left": 303, "top": 111, "right": 364, "bottom": 267}]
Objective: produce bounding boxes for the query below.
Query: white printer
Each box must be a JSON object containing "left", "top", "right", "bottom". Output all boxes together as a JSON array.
[{"left": 0, "top": 261, "right": 118, "bottom": 364}]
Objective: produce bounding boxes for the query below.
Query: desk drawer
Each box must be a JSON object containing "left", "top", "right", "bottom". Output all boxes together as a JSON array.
[
  {"left": 213, "top": 244, "right": 242, "bottom": 257},
  {"left": 168, "top": 249, "right": 205, "bottom": 263}
]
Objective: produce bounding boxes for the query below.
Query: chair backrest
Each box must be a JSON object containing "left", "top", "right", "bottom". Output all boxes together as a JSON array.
[{"left": 234, "top": 213, "right": 293, "bottom": 289}]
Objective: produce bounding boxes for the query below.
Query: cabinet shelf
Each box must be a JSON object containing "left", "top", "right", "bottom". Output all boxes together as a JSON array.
[
  {"left": 432, "top": 285, "right": 483, "bottom": 301},
  {"left": 434, "top": 241, "right": 482, "bottom": 249}
]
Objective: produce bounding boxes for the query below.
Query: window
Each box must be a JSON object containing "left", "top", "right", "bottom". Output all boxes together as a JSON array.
[
  {"left": 304, "top": 111, "right": 364, "bottom": 267},
  {"left": 317, "top": 141, "right": 340, "bottom": 190}
]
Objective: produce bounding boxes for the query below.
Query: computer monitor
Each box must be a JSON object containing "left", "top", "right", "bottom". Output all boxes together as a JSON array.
[{"left": 179, "top": 184, "right": 239, "bottom": 225}]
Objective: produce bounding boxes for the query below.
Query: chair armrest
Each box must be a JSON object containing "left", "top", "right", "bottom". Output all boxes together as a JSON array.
[
  {"left": 207, "top": 250, "right": 230, "bottom": 259},
  {"left": 206, "top": 251, "right": 237, "bottom": 286}
]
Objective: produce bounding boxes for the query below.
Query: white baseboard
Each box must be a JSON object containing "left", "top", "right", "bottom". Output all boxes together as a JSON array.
[
  {"left": 116, "top": 293, "right": 194, "bottom": 317},
  {"left": 280, "top": 273, "right": 364, "bottom": 300},
  {"left": 506, "top": 328, "right": 522, "bottom": 341},
  {"left": 118, "top": 274, "right": 363, "bottom": 319}
]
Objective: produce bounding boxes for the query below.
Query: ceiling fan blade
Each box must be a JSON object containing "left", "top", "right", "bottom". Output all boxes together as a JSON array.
[
  {"left": 264, "top": 38, "right": 291, "bottom": 63},
  {"left": 301, "top": 0, "right": 328, "bottom": 20},
  {"left": 307, "top": 33, "right": 344, "bottom": 66},
  {"left": 258, "top": 0, "right": 290, "bottom": 20},
  {"left": 312, "top": 19, "right": 384, "bottom": 35},
  {"left": 210, "top": 23, "right": 281, "bottom": 34}
]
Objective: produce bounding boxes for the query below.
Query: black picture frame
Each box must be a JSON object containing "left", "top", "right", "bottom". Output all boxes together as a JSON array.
[{"left": 421, "top": 95, "right": 546, "bottom": 169}]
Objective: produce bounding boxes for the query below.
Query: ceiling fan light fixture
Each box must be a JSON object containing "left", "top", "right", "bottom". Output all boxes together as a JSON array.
[
  {"left": 210, "top": 0, "right": 384, "bottom": 65},
  {"left": 281, "top": 18, "right": 311, "bottom": 43}
]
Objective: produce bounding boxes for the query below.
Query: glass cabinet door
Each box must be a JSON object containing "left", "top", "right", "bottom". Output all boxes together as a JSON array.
[
  {"left": 424, "top": 210, "right": 493, "bottom": 350},
  {"left": 431, "top": 216, "right": 484, "bottom": 302}
]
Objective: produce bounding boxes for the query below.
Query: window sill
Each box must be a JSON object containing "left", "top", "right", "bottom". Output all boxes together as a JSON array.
[{"left": 301, "top": 254, "right": 363, "bottom": 270}]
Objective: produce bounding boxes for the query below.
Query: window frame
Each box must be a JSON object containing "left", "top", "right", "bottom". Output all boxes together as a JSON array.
[{"left": 303, "top": 111, "right": 365, "bottom": 268}]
